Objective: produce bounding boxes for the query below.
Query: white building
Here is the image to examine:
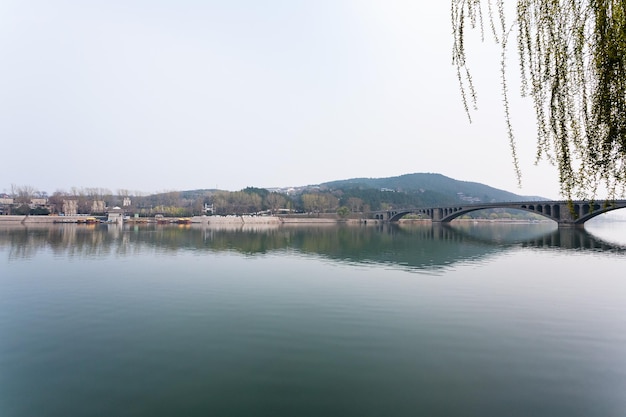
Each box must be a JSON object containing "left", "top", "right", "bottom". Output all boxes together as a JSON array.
[{"left": 107, "top": 206, "right": 124, "bottom": 224}]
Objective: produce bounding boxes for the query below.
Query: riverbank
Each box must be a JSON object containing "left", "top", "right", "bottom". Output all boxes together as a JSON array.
[
  {"left": 0, "top": 215, "right": 101, "bottom": 224},
  {"left": 190, "top": 215, "right": 384, "bottom": 226},
  {"left": 0, "top": 214, "right": 550, "bottom": 226},
  {"left": 0, "top": 214, "right": 385, "bottom": 226}
]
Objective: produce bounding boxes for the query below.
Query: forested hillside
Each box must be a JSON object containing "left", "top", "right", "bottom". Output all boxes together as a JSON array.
[{"left": 322, "top": 173, "right": 544, "bottom": 204}]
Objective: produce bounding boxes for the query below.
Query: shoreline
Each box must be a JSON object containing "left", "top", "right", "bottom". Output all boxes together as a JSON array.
[
  {"left": 0, "top": 214, "right": 383, "bottom": 226},
  {"left": 0, "top": 214, "right": 551, "bottom": 226}
]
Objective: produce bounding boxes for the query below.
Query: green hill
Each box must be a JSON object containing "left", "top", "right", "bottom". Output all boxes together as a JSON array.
[{"left": 321, "top": 173, "right": 546, "bottom": 205}]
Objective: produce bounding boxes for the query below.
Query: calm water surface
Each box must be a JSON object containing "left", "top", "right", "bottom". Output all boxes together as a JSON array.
[{"left": 1, "top": 221, "right": 626, "bottom": 417}]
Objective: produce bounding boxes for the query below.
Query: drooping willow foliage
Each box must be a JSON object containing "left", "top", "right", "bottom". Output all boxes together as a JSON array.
[{"left": 452, "top": 0, "right": 626, "bottom": 199}]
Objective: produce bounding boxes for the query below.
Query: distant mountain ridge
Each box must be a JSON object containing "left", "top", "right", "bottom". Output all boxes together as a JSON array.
[{"left": 320, "top": 173, "right": 546, "bottom": 204}]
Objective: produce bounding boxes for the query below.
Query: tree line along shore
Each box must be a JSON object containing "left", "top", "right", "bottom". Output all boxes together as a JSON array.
[{"left": 1, "top": 184, "right": 546, "bottom": 222}]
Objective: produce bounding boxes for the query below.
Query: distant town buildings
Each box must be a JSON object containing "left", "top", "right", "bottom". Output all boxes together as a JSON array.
[
  {"left": 31, "top": 198, "right": 47, "bottom": 206},
  {"left": 0, "top": 195, "right": 113, "bottom": 216},
  {"left": 0, "top": 194, "right": 54, "bottom": 215},
  {"left": 457, "top": 192, "right": 482, "bottom": 203}
]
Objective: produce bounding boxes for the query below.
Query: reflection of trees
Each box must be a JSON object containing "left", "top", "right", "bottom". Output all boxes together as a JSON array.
[
  {"left": 1, "top": 225, "right": 130, "bottom": 260},
  {"left": 1, "top": 223, "right": 624, "bottom": 271}
]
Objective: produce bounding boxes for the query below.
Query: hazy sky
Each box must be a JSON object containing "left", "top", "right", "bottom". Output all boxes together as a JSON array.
[{"left": 0, "top": 0, "right": 563, "bottom": 198}]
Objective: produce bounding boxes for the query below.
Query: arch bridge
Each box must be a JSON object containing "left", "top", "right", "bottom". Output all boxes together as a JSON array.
[{"left": 371, "top": 200, "right": 626, "bottom": 228}]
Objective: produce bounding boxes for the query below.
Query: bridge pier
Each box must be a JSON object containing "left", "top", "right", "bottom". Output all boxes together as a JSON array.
[
  {"left": 431, "top": 208, "right": 444, "bottom": 222},
  {"left": 556, "top": 221, "right": 586, "bottom": 229}
]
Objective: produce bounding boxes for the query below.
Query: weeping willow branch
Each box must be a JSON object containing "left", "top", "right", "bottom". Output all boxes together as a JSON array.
[{"left": 452, "top": 0, "right": 626, "bottom": 199}]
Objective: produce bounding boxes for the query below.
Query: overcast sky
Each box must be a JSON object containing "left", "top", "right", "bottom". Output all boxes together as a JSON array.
[{"left": 0, "top": 0, "right": 564, "bottom": 198}]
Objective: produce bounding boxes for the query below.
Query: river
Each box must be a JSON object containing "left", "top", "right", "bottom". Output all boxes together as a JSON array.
[{"left": 1, "top": 220, "right": 625, "bottom": 417}]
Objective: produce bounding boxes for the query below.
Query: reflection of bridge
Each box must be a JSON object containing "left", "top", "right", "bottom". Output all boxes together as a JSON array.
[{"left": 371, "top": 200, "right": 626, "bottom": 228}]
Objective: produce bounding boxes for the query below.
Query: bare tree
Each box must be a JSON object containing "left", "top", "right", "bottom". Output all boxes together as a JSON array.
[
  {"left": 346, "top": 197, "right": 364, "bottom": 213},
  {"left": 11, "top": 184, "right": 37, "bottom": 204},
  {"left": 265, "top": 193, "right": 287, "bottom": 214}
]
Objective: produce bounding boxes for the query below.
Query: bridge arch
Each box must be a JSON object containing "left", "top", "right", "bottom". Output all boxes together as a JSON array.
[
  {"left": 380, "top": 200, "right": 626, "bottom": 227},
  {"left": 572, "top": 204, "right": 626, "bottom": 224},
  {"left": 437, "top": 206, "right": 559, "bottom": 223},
  {"left": 387, "top": 210, "right": 428, "bottom": 222},
  {"left": 386, "top": 206, "right": 560, "bottom": 223}
]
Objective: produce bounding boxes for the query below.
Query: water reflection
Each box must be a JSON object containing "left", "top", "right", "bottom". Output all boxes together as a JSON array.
[
  {"left": 1, "top": 222, "right": 624, "bottom": 271},
  {"left": 448, "top": 222, "right": 626, "bottom": 251}
]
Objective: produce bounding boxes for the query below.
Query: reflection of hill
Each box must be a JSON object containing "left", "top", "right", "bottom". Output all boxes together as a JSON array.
[
  {"left": 287, "top": 224, "right": 505, "bottom": 271},
  {"left": 1, "top": 223, "right": 623, "bottom": 271}
]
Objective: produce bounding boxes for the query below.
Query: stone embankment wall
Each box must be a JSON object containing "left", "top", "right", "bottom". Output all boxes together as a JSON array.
[
  {"left": 191, "top": 215, "right": 281, "bottom": 225},
  {"left": 191, "top": 215, "right": 381, "bottom": 225},
  {"left": 0, "top": 215, "right": 90, "bottom": 224},
  {"left": 279, "top": 217, "right": 346, "bottom": 224}
]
